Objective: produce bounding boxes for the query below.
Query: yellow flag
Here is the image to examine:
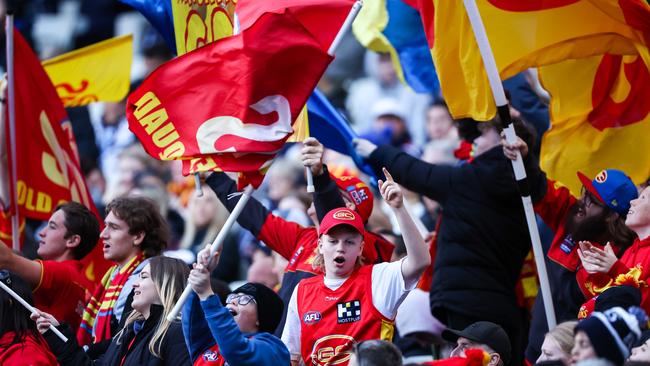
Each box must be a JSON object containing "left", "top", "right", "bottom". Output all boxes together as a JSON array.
[
  {"left": 42, "top": 35, "right": 132, "bottom": 107},
  {"left": 432, "top": 0, "right": 642, "bottom": 121},
  {"left": 539, "top": 49, "right": 650, "bottom": 195},
  {"left": 171, "top": 2, "right": 236, "bottom": 55},
  {"left": 287, "top": 106, "right": 310, "bottom": 142}
]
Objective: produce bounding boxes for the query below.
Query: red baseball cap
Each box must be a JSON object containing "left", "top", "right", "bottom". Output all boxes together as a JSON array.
[
  {"left": 330, "top": 173, "right": 373, "bottom": 223},
  {"left": 319, "top": 208, "right": 365, "bottom": 237}
]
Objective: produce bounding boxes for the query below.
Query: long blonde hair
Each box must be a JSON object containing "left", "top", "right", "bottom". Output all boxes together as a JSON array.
[
  {"left": 116, "top": 256, "right": 189, "bottom": 359},
  {"left": 547, "top": 321, "right": 578, "bottom": 355},
  {"left": 180, "top": 189, "right": 228, "bottom": 250}
]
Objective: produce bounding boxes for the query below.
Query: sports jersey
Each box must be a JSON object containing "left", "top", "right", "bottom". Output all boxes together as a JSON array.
[{"left": 33, "top": 259, "right": 93, "bottom": 331}]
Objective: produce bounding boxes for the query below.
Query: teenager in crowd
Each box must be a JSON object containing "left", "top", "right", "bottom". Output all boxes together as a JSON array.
[
  {"left": 282, "top": 168, "right": 429, "bottom": 366},
  {"left": 33, "top": 256, "right": 191, "bottom": 366},
  {"left": 183, "top": 246, "right": 289, "bottom": 365},
  {"left": 0, "top": 202, "right": 100, "bottom": 330}
]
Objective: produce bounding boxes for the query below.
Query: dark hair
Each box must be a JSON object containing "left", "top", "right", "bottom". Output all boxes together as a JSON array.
[
  {"left": 105, "top": 197, "right": 169, "bottom": 258},
  {"left": 579, "top": 189, "right": 637, "bottom": 252},
  {"left": 353, "top": 340, "right": 403, "bottom": 366},
  {"left": 487, "top": 116, "right": 538, "bottom": 153},
  {"left": 55, "top": 202, "right": 101, "bottom": 260},
  {"left": 0, "top": 272, "right": 42, "bottom": 348}
]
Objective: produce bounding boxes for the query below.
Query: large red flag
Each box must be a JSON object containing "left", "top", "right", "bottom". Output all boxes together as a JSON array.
[
  {"left": 5, "top": 30, "right": 112, "bottom": 282},
  {"left": 126, "top": 10, "right": 338, "bottom": 188}
]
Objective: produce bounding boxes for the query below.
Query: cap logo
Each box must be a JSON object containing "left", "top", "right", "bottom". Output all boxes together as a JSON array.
[
  {"left": 333, "top": 210, "right": 355, "bottom": 220},
  {"left": 595, "top": 170, "right": 608, "bottom": 183}
]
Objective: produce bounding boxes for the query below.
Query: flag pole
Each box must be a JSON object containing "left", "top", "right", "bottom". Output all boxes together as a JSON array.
[
  {"left": 5, "top": 9, "right": 20, "bottom": 252},
  {"left": 193, "top": 173, "right": 203, "bottom": 197},
  {"left": 167, "top": 184, "right": 254, "bottom": 321},
  {"left": 462, "top": 0, "right": 557, "bottom": 329},
  {"left": 0, "top": 280, "right": 68, "bottom": 342},
  {"left": 304, "top": 0, "right": 363, "bottom": 193}
]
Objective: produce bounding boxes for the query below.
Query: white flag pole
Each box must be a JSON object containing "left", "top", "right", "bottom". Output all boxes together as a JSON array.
[
  {"left": 462, "top": 0, "right": 557, "bottom": 329},
  {"left": 304, "top": 1, "right": 363, "bottom": 193},
  {"left": 0, "top": 280, "right": 68, "bottom": 342},
  {"left": 5, "top": 10, "right": 20, "bottom": 251},
  {"left": 167, "top": 185, "right": 254, "bottom": 321}
]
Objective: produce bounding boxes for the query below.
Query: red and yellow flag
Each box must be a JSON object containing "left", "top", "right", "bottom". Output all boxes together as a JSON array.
[
  {"left": 7, "top": 30, "right": 112, "bottom": 281},
  {"left": 42, "top": 35, "right": 133, "bottom": 107},
  {"left": 539, "top": 49, "right": 650, "bottom": 195},
  {"left": 424, "top": 0, "right": 644, "bottom": 120},
  {"left": 171, "top": 0, "right": 235, "bottom": 55}
]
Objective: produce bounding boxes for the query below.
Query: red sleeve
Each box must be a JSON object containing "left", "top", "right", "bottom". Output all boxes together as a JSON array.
[
  {"left": 534, "top": 179, "right": 578, "bottom": 232},
  {"left": 1, "top": 339, "right": 58, "bottom": 366},
  {"left": 257, "top": 213, "right": 315, "bottom": 260},
  {"left": 33, "top": 260, "right": 81, "bottom": 297},
  {"left": 576, "top": 266, "right": 614, "bottom": 298},
  {"left": 608, "top": 260, "right": 631, "bottom": 278}
]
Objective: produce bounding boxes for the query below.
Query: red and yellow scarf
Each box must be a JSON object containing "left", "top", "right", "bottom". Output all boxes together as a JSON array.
[{"left": 77, "top": 253, "right": 145, "bottom": 345}]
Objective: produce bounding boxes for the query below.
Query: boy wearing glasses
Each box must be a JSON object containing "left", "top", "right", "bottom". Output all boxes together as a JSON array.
[{"left": 182, "top": 246, "right": 290, "bottom": 366}]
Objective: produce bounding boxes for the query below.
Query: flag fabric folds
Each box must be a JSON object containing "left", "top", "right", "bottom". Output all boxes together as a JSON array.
[
  {"left": 539, "top": 50, "right": 650, "bottom": 195},
  {"left": 42, "top": 35, "right": 133, "bottom": 107},
  {"left": 7, "top": 30, "right": 112, "bottom": 281},
  {"left": 126, "top": 11, "right": 336, "bottom": 189},
  {"left": 307, "top": 89, "right": 376, "bottom": 180},
  {"left": 171, "top": 0, "right": 236, "bottom": 55},
  {"left": 423, "top": 0, "right": 644, "bottom": 120},
  {"left": 352, "top": 0, "right": 439, "bottom": 94}
]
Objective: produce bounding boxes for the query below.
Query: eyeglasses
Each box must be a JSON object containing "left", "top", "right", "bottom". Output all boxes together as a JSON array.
[{"left": 226, "top": 293, "right": 256, "bottom": 306}]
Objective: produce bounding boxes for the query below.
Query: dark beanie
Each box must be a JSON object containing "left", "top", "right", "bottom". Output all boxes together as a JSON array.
[
  {"left": 595, "top": 286, "right": 642, "bottom": 312},
  {"left": 232, "top": 282, "right": 283, "bottom": 333},
  {"left": 575, "top": 307, "right": 642, "bottom": 366}
]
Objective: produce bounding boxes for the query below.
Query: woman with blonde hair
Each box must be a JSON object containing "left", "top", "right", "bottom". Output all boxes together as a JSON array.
[
  {"left": 32, "top": 256, "right": 191, "bottom": 366},
  {"left": 536, "top": 321, "right": 577, "bottom": 366},
  {"left": 179, "top": 188, "right": 229, "bottom": 254}
]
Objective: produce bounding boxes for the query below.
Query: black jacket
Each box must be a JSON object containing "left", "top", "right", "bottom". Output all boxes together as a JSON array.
[
  {"left": 367, "top": 145, "right": 543, "bottom": 322},
  {"left": 44, "top": 305, "right": 191, "bottom": 366}
]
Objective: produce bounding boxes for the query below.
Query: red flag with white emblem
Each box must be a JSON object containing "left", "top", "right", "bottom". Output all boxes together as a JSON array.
[{"left": 126, "top": 9, "right": 339, "bottom": 189}]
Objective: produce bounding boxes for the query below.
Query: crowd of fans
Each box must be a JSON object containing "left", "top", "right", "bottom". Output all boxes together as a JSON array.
[{"left": 2, "top": 1, "right": 650, "bottom": 366}]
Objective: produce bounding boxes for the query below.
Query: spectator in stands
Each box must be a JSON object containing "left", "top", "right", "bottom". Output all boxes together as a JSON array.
[
  {"left": 443, "top": 321, "right": 511, "bottom": 366},
  {"left": 628, "top": 331, "right": 650, "bottom": 363},
  {"left": 537, "top": 321, "right": 578, "bottom": 366},
  {"left": 349, "top": 340, "right": 403, "bottom": 366}
]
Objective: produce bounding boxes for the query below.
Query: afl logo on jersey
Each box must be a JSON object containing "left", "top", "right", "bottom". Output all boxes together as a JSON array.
[
  {"left": 595, "top": 170, "right": 608, "bottom": 183},
  {"left": 333, "top": 210, "right": 355, "bottom": 220},
  {"left": 303, "top": 311, "right": 322, "bottom": 325}
]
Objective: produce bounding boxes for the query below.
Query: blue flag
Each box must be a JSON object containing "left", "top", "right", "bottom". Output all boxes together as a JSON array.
[
  {"left": 307, "top": 90, "right": 377, "bottom": 182},
  {"left": 120, "top": 0, "right": 176, "bottom": 54}
]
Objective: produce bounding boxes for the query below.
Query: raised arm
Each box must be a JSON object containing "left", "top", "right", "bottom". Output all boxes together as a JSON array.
[
  {"left": 301, "top": 137, "right": 346, "bottom": 222},
  {"left": 0, "top": 241, "right": 42, "bottom": 288},
  {"left": 378, "top": 168, "right": 430, "bottom": 282}
]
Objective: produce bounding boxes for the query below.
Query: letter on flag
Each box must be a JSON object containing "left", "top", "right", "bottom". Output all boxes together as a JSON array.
[
  {"left": 5, "top": 30, "right": 112, "bottom": 281},
  {"left": 420, "top": 0, "right": 644, "bottom": 120},
  {"left": 42, "top": 35, "right": 133, "bottom": 107},
  {"left": 126, "top": 10, "right": 338, "bottom": 189}
]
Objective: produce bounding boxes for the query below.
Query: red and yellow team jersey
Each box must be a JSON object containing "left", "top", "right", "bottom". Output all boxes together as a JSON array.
[
  {"left": 33, "top": 259, "right": 94, "bottom": 331},
  {"left": 297, "top": 265, "right": 394, "bottom": 366}
]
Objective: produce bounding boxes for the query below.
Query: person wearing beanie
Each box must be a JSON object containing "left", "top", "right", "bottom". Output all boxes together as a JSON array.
[
  {"left": 577, "top": 186, "right": 650, "bottom": 316},
  {"left": 282, "top": 168, "right": 430, "bottom": 366},
  {"left": 182, "top": 246, "right": 289, "bottom": 366},
  {"left": 628, "top": 330, "right": 650, "bottom": 363},
  {"left": 572, "top": 307, "right": 642, "bottom": 366},
  {"left": 578, "top": 286, "right": 642, "bottom": 320},
  {"left": 204, "top": 138, "right": 394, "bottom": 336}
]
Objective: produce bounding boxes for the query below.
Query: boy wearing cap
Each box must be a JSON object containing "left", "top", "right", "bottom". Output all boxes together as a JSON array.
[
  {"left": 183, "top": 246, "right": 289, "bottom": 366},
  {"left": 205, "top": 159, "right": 394, "bottom": 335},
  {"left": 503, "top": 139, "right": 638, "bottom": 363},
  {"left": 443, "top": 321, "right": 512, "bottom": 366},
  {"left": 282, "top": 168, "right": 430, "bottom": 366},
  {"left": 577, "top": 185, "right": 650, "bottom": 315}
]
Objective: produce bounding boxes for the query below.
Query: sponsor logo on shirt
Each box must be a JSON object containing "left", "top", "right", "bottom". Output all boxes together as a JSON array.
[
  {"left": 311, "top": 334, "right": 355, "bottom": 366},
  {"left": 325, "top": 296, "right": 339, "bottom": 301},
  {"left": 202, "top": 349, "right": 220, "bottom": 362},
  {"left": 337, "top": 300, "right": 361, "bottom": 323},
  {"left": 303, "top": 311, "right": 322, "bottom": 325},
  {"left": 560, "top": 235, "right": 576, "bottom": 254},
  {"left": 290, "top": 246, "right": 304, "bottom": 266}
]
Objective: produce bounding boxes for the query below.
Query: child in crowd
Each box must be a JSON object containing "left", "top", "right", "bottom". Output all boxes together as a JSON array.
[{"left": 282, "top": 168, "right": 430, "bottom": 365}]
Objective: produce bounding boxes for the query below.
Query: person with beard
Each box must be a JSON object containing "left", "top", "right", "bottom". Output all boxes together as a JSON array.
[
  {"left": 577, "top": 185, "right": 650, "bottom": 315},
  {"left": 503, "top": 140, "right": 638, "bottom": 364}
]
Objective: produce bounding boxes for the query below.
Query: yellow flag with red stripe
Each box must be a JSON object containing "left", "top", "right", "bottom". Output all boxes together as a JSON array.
[
  {"left": 539, "top": 48, "right": 650, "bottom": 195},
  {"left": 42, "top": 35, "right": 132, "bottom": 107},
  {"left": 430, "top": 0, "right": 643, "bottom": 121}
]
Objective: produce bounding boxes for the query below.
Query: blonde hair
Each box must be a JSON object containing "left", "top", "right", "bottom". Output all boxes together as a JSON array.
[
  {"left": 547, "top": 320, "right": 578, "bottom": 355},
  {"left": 180, "top": 189, "right": 228, "bottom": 250},
  {"left": 115, "top": 256, "right": 189, "bottom": 359}
]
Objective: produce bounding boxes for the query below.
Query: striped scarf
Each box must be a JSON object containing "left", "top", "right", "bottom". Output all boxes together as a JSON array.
[{"left": 76, "top": 253, "right": 145, "bottom": 345}]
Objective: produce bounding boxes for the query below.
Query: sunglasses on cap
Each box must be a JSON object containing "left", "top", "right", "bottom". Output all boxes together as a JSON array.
[{"left": 226, "top": 293, "right": 256, "bottom": 306}]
